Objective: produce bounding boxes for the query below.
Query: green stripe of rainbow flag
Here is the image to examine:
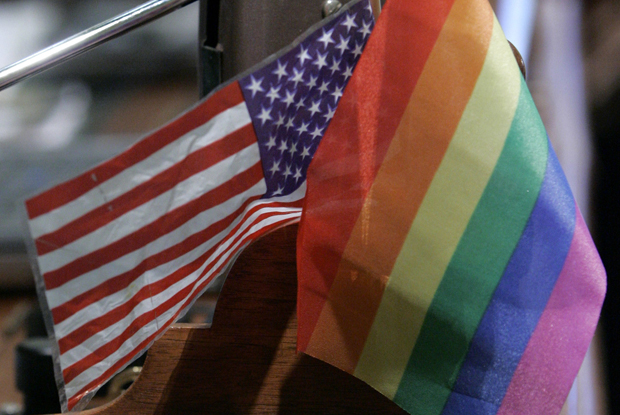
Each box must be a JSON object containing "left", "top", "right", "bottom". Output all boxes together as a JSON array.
[{"left": 296, "top": 0, "right": 606, "bottom": 414}]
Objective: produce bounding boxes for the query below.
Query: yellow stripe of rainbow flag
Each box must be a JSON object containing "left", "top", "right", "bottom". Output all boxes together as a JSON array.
[{"left": 354, "top": 14, "right": 522, "bottom": 398}]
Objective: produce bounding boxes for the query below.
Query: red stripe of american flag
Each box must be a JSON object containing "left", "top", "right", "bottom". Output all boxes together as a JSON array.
[
  {"left": 62, "top": 203, "right": 303, "bottom": 399},
  {"left": 57, "top": 197, "right": 302, "bottom": 358},
  {"left": 26, "top": 83, "right": 245, "bottom": 219},
  {"left": 35, "top": 124, "right": 256, "bottom": 256},
  {"left": 56, "top": 200, "right": 283, "bottom": 355},
  {"left": 64, "top": 203, "right": 294, "bottom": 409},
  {"left": 42, "top": 160, "right": 264, "bottom": 290},
  {"left": 50, "top": 194, "right": 262, "bottom": 325}
]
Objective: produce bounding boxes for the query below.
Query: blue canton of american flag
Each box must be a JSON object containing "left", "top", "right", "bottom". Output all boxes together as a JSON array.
[{"left": 239, "top": 0, "right": 374, "bottom": 198}]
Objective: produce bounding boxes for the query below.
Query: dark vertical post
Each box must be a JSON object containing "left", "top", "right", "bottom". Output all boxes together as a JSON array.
[{"left": 198, "top": 0, "right": 222, "bottom": 97}]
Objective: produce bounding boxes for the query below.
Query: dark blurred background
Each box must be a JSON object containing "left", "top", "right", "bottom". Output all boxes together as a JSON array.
[
  {"left": 1, "top": 0, "right": 620, "bottom": 414},
  {"left": 585, "top": 0, "right": 620, "bottom": 414}
]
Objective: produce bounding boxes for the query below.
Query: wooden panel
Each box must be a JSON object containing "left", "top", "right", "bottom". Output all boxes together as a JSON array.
[
  {"left": 79, "top": 225, "right": 406, "bottom": 414},
  {"left": 0, "top": 295, "right": 35, "bottom": 406}
]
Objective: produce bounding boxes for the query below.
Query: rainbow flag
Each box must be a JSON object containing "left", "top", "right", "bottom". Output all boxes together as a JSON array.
[{"left": 296, "top": 0, "right": 606, "bottom": 414}]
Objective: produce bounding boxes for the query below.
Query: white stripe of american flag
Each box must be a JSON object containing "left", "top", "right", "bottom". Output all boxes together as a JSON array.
[
  {"left": 62, "top": 197, "right": 304, "bottom": 400},
  {"left": 44, "top": 181, "right": 265, "bottom": 311},
  {"left": 37, "top": 142, "right": 261, "bottom": 274},
  {"left": 28, "top": 102, "right": 251, "bottom": 239}
]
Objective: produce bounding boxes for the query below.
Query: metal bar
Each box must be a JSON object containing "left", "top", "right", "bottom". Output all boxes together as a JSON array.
[
  {"left": 0, "top": 0, "right": 198, "bottom": 91},
  {"left": 198, "top": 0, "right": 222, "bottom": 97}
]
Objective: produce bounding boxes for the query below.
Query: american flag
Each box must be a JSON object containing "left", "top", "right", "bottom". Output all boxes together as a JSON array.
[{"left": 24, "top": 1, "right": 374, "bottom": 411}]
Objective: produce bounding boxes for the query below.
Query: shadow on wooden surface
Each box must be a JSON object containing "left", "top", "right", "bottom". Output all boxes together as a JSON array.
[{"left": 76, "top": 224, "right": 406, "bottom": 414}]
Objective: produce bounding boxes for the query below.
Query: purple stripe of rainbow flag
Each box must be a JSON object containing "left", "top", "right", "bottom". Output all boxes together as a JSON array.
[
  {"left": 296, "top": 0, "right": 606, "bottom": 413},
  {"left": 440, "top": 139, "right": 577, "bottom": 414},
  {"left": 441, "top": 142, "right": 603, "bottom": 415}
]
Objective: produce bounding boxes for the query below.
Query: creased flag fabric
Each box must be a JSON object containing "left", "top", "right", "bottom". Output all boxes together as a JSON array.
[
  {"left": 24, "top": 1, "right": 374, "bottom": 410},
  {"left": 296, "top": 0, "right": 606, "bottom": 414}
]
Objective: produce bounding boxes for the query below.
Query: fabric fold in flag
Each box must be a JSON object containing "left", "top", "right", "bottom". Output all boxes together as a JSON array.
[
  {"left": 24, "top": 1, "right": 375, "bottom": 411},
  {"left": 296, "top": 0, "right": 606, "bottom": 414}
]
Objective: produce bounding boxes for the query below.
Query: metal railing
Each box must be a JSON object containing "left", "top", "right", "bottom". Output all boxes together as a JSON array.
[{"left": 0, "top": 0, "right": 198, "bottom": 91}]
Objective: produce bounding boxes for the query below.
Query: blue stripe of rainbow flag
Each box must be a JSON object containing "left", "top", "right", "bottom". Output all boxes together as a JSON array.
[{"left": 441, "top": 139, "right": 575, "bottom": 414}]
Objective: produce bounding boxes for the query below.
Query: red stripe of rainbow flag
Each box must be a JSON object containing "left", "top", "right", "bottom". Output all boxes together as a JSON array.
[{"left": 296, "top": 0, "right": 606, "bottom": 414}]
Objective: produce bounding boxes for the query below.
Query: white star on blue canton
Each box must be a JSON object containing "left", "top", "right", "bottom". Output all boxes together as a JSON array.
[
  {"left": 272, "top": 184, "right": 284, "bottom": 196},
  {"left": 285, "top": 117, "right": 295, "bottom": 130},
  {"left": 361, "top": 20, "right": 372, "bottom": 38},
  {"left": 306, "top": 74, "right": 318, "bottom": 89},
  {"left": 308, "top": 100, "right": 322, "bottom": 117},
  {"left": 265, "top": 135, "right": 277, "bottom": 150},
  {"left": 352, "top": 42, "right": 364, "bottom": 58},
  {"left": 274, "top": 113, "right": 286, "bottom": 128},
  {"left": 313, "top": 51, "right": 328, "bottom": 70},
  {"left": 342, "top": 13, "right": 358, "bottom": 32},
  {"left": 293, "top": 166, "right": 303, "bottom": 183},
  {"left": 297, "top": 46, "right": 312, "bottom": 66},
  {"left": 246, "top": 76, "right": 265, "bottom": 98},
  {"left": 318, "top": 28, "right": 336, "bottom": 49},
  {"left": 281, "top": 89, "right": 296, "bottom": 107},
  {"left": 283, "top": 164, "right": 293, "bottom": 180},
  {"left": 266, "top": 85, "right": 281, "bottom": 104},
  {"left": 278, "top": 139, "right": 289, "bottom": 155},
  {"left": 295, "top": 97, "right": 306, "bottom": 111},
  {"left": 323, "top": 104, "right": 336, "bottom": 121},
  {"left": 317, "top": 81, "right": 330, "bottom": 95},
  {"left": 272, "top": 61, "right": 288, "bottom": 81},
  {"left": 331, "top": 85, "right": 344, "bottom": 103},
  {"left": 310, "top": 124, "right": 324, "bottom": 140},
  {"left": 296, "top": 121, "right": 310, "bottom": 135},
  {"left": 342, "top": 64, "right": 354, "bottom": 80},
  {"left": 336, "top": 35, "right": 350, "bottom": 55},
  {"left": 290, "top": 67, "right": 305, "bottom": 88},
  {"left": 329, "top": 57, "right": 341, "bottom": 75},
  {"left": 269, "top": 159, "right": 281, "bottom": 177},
  {"left": 257, "top": 107, "right": 272, "bottom": 125},
  {"left": 288, "top": 141, "right": 298, "bottom": 156},
  {"left": 300, "top": 145, "right": 312, "bottom": 160}
]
